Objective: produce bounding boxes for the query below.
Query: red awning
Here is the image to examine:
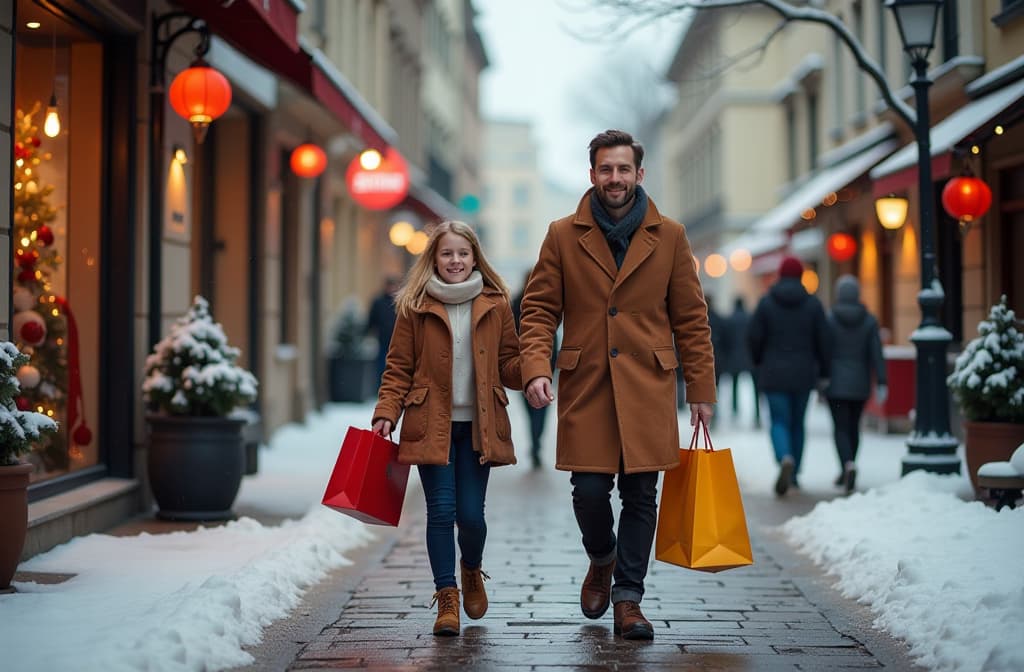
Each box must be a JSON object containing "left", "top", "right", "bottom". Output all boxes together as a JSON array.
[{"left": 872, "top": 153, "right": 953, "bottom": 197}]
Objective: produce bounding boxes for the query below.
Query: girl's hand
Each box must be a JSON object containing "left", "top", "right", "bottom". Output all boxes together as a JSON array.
[{"left": 372, "top": 419, "right": 392, "bottom": 437}]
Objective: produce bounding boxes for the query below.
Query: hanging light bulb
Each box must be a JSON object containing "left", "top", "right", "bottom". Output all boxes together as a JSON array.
[
  {"left": 44, "top": 93, "right": 61, "bottom": 138},
  {"left": 44, "top": 23, "right": 61, "bottom": 137}
]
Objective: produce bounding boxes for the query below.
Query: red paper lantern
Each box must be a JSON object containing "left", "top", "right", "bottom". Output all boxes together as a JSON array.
[
  {"left": 346, "top": 148, "right": 410, "bottom": 211},
  {"left": 168, "top": 62, "right": 232, "bottom": 143},
  {"left": 827, "top": 232, "right": 857, "bottom": 262},
  {"left": 941, "top": 176, "right": 992, "bottom": 223},
  {"left": 290, "top": 143, "right": 328, "bottom": 179}
]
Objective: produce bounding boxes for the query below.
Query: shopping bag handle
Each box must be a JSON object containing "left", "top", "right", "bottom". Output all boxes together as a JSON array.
[{"left": 687, "top": 418, "right": 714, "bottom": 452}]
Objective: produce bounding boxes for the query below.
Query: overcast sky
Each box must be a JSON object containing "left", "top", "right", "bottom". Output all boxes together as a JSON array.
[{"left": 475, "top": 0, "right": 690, "bottom": 193}]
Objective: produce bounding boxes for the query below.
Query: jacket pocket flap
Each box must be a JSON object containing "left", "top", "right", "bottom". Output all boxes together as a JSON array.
[
  {"left": 653, "top": 348, "right": 679, "bottom": 370},
  {"left": 555, "top": 347, "right": 581, "bottom": 371},
  {"left": 405, "top": 387, "right": 429, "bottom": 405},
  {"left": 492, "top": 386, "right": 509, "bottom": 406}
]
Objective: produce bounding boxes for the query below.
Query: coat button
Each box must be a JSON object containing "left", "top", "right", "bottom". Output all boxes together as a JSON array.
[
  {"left": 610, "top": 348, "right": 619, "bottom": 358},
  {"left": 608, "top": 307, "right": 618, "bottom": 316}
]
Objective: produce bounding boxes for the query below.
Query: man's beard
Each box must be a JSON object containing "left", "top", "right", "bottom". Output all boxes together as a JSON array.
[{"left": 596, "top": 183, "right": 636, "bottom": 211}]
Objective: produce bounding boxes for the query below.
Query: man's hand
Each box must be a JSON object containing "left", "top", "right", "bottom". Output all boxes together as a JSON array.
[
  {"left": 372, "top": 418, "right": 392, "bottom": 437},
  {"left": 690, "top": 403, "right": 714, "bottom": 427},
  {"left": 525, "top": 377, "right": 554, "bottom": 409}
]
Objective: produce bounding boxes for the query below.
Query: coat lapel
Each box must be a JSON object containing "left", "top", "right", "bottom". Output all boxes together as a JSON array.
[
  {"left": 613, "top": 226, "right": 658, "bottom": 290},
  {"left": 578, "top": 227, "right": 618, "bottom": 282}
]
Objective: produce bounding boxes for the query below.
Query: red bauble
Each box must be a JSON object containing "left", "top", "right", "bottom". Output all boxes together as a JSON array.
[
  {"left": 17, "top": 268, "right": 36, "bottom": 283},
  {"left": 20, "top": 320, "right": 45, "bottom": 345},
  {"left": 36, "top": 225, "right": 54, "bottom": 246},
  {"left": 31, "top": 136, "right": 41, "bottom": 147},
  {"left": 73, "top": 424, "right": 93, "bottom": 446},
  {"left": 941, "top": 176, "right": 992, "bottom": 223},
  {"left": 16, "top": 248, "right": 38, "bottom": 268},
  {"left": 15, "top": 397, "right": 30, "bottom": 411}
]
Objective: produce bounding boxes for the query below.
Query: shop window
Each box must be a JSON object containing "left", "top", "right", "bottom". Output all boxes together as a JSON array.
[{"left": 13, "top": 6, "right": 102, "bottom": 483}]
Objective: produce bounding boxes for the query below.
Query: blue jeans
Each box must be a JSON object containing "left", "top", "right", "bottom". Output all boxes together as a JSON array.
[
  {"left": 764, "top": 390, "right": 811, "bottom": 474},
  {"left": 417, "top": 421, "right": 490, "bottom": 590}
]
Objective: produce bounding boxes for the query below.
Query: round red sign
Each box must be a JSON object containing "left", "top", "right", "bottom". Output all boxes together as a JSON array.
[{"left": 346, "top": 148, "right": 410, "bottom": 211}]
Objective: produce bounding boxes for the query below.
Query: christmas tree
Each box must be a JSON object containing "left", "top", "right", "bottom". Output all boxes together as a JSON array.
[
  {"left": 143, "top": 296, "right": 259, "bottom": 417},
  {"left": 947, "top": 296, "right": 1024, "bottom": 423},
  {"left": 0, "top": 342, "right": 58, "bottom": 466},
  {"left": 11, "top": 102, "right": 71, "bottom": 470}
]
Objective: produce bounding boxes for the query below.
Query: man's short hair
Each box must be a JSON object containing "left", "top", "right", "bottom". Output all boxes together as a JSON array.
[{"left": 588, "top": 130, "right": 644, "bottom": 169}]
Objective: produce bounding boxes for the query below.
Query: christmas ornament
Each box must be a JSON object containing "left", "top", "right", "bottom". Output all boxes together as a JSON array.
[
  {"left": 12, "top": 287, "right": 35, "bottom": 312},
  {"left": 17, "top": 268, "right": 37, "bottom": 284},
  {"left": 36, "top": 224, "right": 54, "bottom": 246},
  {"left": 17, "top": 365, "right": 41, "bottom": 389},
  {"left": 73, "top": 425, "right": 93, "bottom": 447},
  {"left": 16, "top": 248, "right": 39, "bottom": 269},
  {"left": 13, "top": 310, "right": 47, "bottom": 346},
  {"left": 15, "top": 397, "right": 31, "bottom": 411}
]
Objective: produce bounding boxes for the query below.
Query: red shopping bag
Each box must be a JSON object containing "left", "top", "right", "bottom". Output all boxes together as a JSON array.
[{"left": 322, "top": 426, "right": 410, "bottom": 526}]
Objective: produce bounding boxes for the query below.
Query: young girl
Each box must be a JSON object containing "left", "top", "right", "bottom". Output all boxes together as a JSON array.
[{"left": 371, "top": 220, "right": 521, "bottom": 637}]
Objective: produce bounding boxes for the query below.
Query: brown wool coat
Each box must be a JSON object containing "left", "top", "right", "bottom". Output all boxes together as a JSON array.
[
  {"left": 372, "top": 286, "right": 522, "bottom": 466},
  {"left": 520, "top": 190, "right": 716, "bottom": 474}
]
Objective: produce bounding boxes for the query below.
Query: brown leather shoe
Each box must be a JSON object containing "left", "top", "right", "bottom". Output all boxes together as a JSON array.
[
  {"left": 460, "top": 561, "right": 489, "bottom": 620},
  {"left": 431, "top": 587, "right": 460, "bottom": 636},
  {"left": 613, "top": 600, "right": 654, "bottom": 640},
  {"left": 580, "top": 559, "right": 615, "bottom": 619}
]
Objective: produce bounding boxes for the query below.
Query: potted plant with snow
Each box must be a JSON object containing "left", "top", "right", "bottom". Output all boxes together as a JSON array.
[
  {"left": 946, "top": 295, "right": 1024, "bottom": 492},
  {"left": 142, "top": 296, "right": 258, "bottom": 520},
  {"left": 0, "top": 341, "right": 57, "bottom": 589}
]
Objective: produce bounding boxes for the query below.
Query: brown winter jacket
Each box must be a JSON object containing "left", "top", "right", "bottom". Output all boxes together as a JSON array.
[
  {"left": 520, "top": 190, "right": 716, "bottom": 474},
  {"left": 372, "top": 286, "right": 522, "bottom": 466}
]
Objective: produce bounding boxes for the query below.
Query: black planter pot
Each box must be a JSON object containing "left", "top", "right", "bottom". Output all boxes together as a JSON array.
[
  {"left": 146, "top": 414, "right": 246, "bottom": 521},
  {"left": 329, "top": 355, "right": 375, "bottom": 402}
]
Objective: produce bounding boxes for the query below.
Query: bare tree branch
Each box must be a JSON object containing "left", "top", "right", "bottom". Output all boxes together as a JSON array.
[{"left": 584, "top": 0, "right": 916, "bottom": 127}]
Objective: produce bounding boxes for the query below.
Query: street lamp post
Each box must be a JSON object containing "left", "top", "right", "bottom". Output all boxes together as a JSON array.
[{"left": 886, "top": 0, "right": 960, "bottom": 475}]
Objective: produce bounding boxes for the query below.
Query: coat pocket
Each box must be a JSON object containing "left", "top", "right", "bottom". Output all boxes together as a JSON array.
[
  {"left": 555, "top": 347, "right": 582, "bottom": 371},
  {"left": 401, "top": 386, "right": 429, "bottom": 441},
  {"left": 653, "top": 347, "right": 679, "bottom": 372},
  {"left": 492, "top": 386, "right": 512, "bottom": 441}
]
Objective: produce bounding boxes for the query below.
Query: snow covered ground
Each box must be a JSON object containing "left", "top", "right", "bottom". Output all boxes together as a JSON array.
[{"left": 0, "top": 382, "right": 1021, "bottom": 672}]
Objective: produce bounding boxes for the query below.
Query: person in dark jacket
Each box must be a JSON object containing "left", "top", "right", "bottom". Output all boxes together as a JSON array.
[
  {"left": 726, "top": 296, "right": 760, "bottom": 427},
  {"left": 824, "top": 275, "right": 887, "bottom": 494},
  {"left": 512, "top": 270, "right": 558, "bottom": 469},
  {"left": 366, "top": 276, "right": 400, "bottom": 383},
  {"left": 747, "top": 256, "right": 831, "bottom": 496},
  {"left": 706, "top": 295, "right": 729, "bottom": 389}
]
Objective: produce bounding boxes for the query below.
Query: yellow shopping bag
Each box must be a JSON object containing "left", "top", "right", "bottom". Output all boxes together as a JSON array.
[{"left": 655, "top": 419, "right": 754, "bottom": 572}]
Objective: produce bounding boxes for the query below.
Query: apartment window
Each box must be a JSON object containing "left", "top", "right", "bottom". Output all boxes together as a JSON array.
[{"left": 941, "top": 0, "right": 959, "bottom": 63}]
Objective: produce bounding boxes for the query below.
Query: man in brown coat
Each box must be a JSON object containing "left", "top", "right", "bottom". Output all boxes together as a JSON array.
[{"left": 520, "top": 130, "right": 716, "bottom": 640}]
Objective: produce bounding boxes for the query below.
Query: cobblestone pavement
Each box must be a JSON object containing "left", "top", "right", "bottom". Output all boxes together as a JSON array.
[{"left": 282, "top": 461, "right": 921, "bottom": 671}]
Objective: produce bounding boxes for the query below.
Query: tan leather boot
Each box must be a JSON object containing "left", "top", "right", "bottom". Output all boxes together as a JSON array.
[
  {"left": 613, "top": 600, "right": 654, "bottom": 640},
  {"left": 460, "top": 561, "right": 489, "bottom": 619},
  {"left": 580, "top": 559, "right": 615, "bottom": 619},
  {"left": 431, "top": 587, "right": 460, "bottom": 636}
]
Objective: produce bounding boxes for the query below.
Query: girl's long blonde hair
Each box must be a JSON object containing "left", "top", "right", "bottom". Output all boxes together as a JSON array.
[{"left": 394, "top": 220, "right": 510, "bottom": 317}]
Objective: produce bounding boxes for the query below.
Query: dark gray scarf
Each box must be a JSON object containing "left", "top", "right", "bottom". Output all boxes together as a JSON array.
[{"left": 590, "top": 185, "right": 648, "bottom": 269}]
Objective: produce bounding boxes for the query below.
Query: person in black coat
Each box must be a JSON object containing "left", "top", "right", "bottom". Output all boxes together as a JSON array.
[
  {"left": 366, "top": 276, "right": 400, "bottom": 383},
  {"left": 726, "top": 296, "right": 760, "bottom": 427},
  {"left": 513, "top": 270, "right": 558, "bottom": 469},
  {"left": 824, "top": 275, "right": 887, "bottom": 494},
  {"left": 747, "top": 256, "right": 831, "bottom": 496}
]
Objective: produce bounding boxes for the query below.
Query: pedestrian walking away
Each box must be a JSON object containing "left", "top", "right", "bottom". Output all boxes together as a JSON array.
[
  {"left": 823, "top": 274, "right": 887, "bottom": 494},
  {"left": 365, "top": 275, "right": 400, "bottom": 384},
  {"left": 519, "top": 129, "right": 716, "bottom": 641},
  {"left": 747, "top": 256, "right": 831, "bottom": 497},
  {"left": 370, "top": 220, "right": 521, "bottom": 637},
  {"left": 512, "top": 269, "right": 558, "bottom": 469},
  {"left": 726, "top": 296, "right": 760, "bottom": 427}
]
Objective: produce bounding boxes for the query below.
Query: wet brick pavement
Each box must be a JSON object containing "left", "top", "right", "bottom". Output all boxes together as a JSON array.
[{"left": 283, "top": 462, "right": 921, "bottom": 672}]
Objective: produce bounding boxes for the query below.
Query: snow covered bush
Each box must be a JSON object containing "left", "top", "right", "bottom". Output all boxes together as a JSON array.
[
  {"left": 142, "top": 296, "right": 258, "bottom": 417},
  {"left": 0, "top": 341, "right": 58, "bottom": 465},
  {"left": 947, "top": 296, "right": 1024, "bottom": 423}
]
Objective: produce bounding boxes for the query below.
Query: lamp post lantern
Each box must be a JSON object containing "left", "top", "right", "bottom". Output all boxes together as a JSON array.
[{"left": 885, "top": 0, "right": 960, "bottom": 475}]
